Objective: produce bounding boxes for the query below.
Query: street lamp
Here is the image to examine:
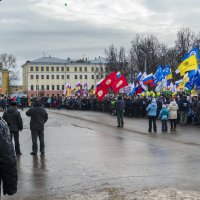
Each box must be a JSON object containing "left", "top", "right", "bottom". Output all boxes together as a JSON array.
[
  {"left": 139, "top": 49, "right": 147, "bottom": 72},
  {"left": 36, "top": 79, "right": 39, "bottom": 98}
]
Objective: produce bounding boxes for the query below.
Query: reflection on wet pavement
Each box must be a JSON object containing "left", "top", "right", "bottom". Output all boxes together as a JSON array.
[{"left": 3, "top": 110, "right": 200, "bottom": 199}]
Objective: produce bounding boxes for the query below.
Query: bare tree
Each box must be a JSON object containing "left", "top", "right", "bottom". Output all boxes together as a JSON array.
[
  {"left": 175, "top": 28, "right": 196, "bottom": 62},
  {"left": 0, "top": 53, "right": 20, "bottom": 86},
  {"left": 104, "top": 44, "right": 118, "bottom": 74},
  {"left": 104, "top": 44, "right": 129, "bottom": 77},
  {"left": 129, "top": 34, "right": 167, "bottom": 74}
]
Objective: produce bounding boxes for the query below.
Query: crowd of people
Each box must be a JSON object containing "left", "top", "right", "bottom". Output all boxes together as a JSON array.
[{"left": 0, "top": 92, "right": 199, "bottom": 130}]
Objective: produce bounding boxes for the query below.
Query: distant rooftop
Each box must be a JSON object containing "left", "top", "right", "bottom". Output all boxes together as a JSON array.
[
  {"left": 90, "top": 57, "right": 108, "bottom": 64},
  {"left": 27, "top": 56, "right": 68, "bottom": 65},
  {"left": 23, "top": 56, "right": 108, "bottom": 66}
]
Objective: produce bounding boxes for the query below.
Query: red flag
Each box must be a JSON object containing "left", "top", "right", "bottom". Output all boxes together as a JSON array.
[
  {"left": 95, "top": 85, "right": 108, "bottom": 101},
  {"left": 100, "top": 71, "right": 118, "bottom": 89},
  {"left": 111, "top": 75, "right": 128, "bottom": 93}
]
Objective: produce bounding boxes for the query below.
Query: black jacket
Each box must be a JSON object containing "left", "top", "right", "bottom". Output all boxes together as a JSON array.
[
  {"left": 26, "top": 106, "right": 48, "bottom": 131},
  {"left": 116, "top": 99, "right": 125, "bottom": 112},
  {"left": 2, "top": 107, "right": 23, "bottom": 132},
  {"left": 0, "top": 118, "right": 18, "bottom": 195}
]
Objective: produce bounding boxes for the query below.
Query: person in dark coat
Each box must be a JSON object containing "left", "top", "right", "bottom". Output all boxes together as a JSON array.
[
  {"left": 0, "top": 117, "right": 18, "bottom": 196},
  {"left": 116, "top": 96, "right": 125, "bottom": 128},
  {"left": 26, "top": 100, "right": 48, "bottom": 155},
  {"left": 3, "top": 101, "right": 23, "bottom": 155},
  {"left": 179, "top": 95, "right": 189, "bottom": 126}
]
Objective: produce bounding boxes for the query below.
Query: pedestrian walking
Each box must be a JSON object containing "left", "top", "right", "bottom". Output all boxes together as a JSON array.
[
  {"left": 146, "top": 98, "right": 157, "bottom": 133},
  {"left": 158, "top": 104, "right": 169, "bottom": 132},
  {"left": 26, "top": 100, "right": 48, "bottom": 155},
  {"left": 116, "top": 96, "right": 125, "bottom": 128},
  {"left": 2, "top": 101, "right": 23, "bottom": 155},
  {"left": 0, "top": 117, "right": 18, "bottom": 196},
  {"left": 168, "top": 99, "right": 179, "bottom": 131}
]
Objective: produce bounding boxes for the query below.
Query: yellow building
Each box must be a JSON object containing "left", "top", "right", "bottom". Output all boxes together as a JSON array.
[
  {"left": 21, "top": 56, "right": 107, "bottom": 97},
  {"left": 0, "top": 69, "right": 10, "bottom": 95}
]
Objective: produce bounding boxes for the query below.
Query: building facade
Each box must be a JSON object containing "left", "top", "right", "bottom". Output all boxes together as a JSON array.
[{"left": 22, "top": 56, "right": 107, "bottom": 97}]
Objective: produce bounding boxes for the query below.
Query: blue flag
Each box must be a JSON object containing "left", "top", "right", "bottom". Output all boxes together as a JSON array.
[
  {"left": 163, "top": 65, "right": 171, "bottom": 77},
  {"left": 153, "top": 65, "right": 164, "bottom": 83},
  {"left": 187, "top": 70, "right": 200, "bottom": 89}
]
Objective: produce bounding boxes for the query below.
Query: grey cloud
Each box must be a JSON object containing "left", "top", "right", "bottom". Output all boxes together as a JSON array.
[{"left": 1, "top": 0, "right": 200, "bottom": 70}]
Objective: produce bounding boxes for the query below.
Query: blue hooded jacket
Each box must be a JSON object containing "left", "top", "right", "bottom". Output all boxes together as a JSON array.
[{"left": 146, "top": 101, "right": 157, "bottom": 116}]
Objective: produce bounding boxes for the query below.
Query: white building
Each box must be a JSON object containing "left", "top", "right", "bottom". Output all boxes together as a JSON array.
[{"left": 21, "top": 56, "right": 107, "bottom": 96}]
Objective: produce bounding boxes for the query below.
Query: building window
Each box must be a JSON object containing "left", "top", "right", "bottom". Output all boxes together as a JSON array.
[
  {"left": 56, "top": 67, "right": 59, "bottom": 71},
  {"left": 51, "top": 75, "right": 54, "bottom": 79},
  {"left": 46, "top": 66, "right": 49, "bottom": 71},
  {"left": 62, "top": 75, "right": 64, "bottom": 79},
  {"left": 91, "top": 67, "right": 94, "bottom": 72},
  {"left": 36, "top": 75, "right": 39, "bottom": 79},
  {"left": 79, "top": 67, "right": 82, "bottom": 72},
  {"left": 31, "top": 85, "right": 34, "bottom": 90},
  {"left": 91, "top": 75, "right": 94, "bottom": 79},
  {"left": 75, "top": 75, "right": 77, "bottom": 79},
  {"left": 74, "top": 67, "right": 77, "bottom": 72},
  {"left": 67, "top": 67, "right": 69, "bottom": 71},
  {"left": 36, "top": 67, "right": 38, "bottom": 71},
  {"left": 85, "top": 75, "right": 87, "bottom": 79},
  {"left": 85, "top": 67, "right": 87, "bottom": 72},
  {"left": 52, "top": 85, "right": 55, "bottom": 90},
  {"left": 67, "top": 75, "right": 70, "bottom": 79},
  {"left": 30, "top": 67, "right": 33, "bottom": 71},
  {"left": 47, "top": 85, "right": 49, "bottom": 90},
  {"left": 57, "top": 75, "right": 59, "bottom": 79},
  {"left": 96, "top": 75, "right": 99, "bottom": 79},
  {"left": 47, "top": 75, "right": 49, "bottom": 79},
  {"left": 61, "top": 67, "right": 64, "bottom": 71},
  {"left": 80, "top": 75, "right": 82, "bottom": 79},
  {"left": 51, "top": 67, "right": 54, "bottom": 71},
  {"left": 41, "top": 75, "right": 44, "bottom": 79},
  {"left": 41, "top": 85, "right": 44, "bottom": 90},
  {"left": 57, "top": 85, "right": 60, "bottom": 90},
  {"left": 41, "top": 67, "right": 44, "bottom": 71},
  {"left": 62, "top": 85, "right": 64, "bottom": 90},
  {"left": 31, "top": 75, "right": 34, "bottom": 79}
]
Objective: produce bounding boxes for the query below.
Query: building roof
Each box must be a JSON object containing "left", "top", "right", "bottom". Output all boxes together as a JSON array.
[
  {"left": 22, "top": 56, "right": 108, "bottom": 67},
  {"left": 28, "top": 56, "right": 69, "bottom": 65},
  {"left": 90, "top": 57, "right": 108, "bottom": 64}
]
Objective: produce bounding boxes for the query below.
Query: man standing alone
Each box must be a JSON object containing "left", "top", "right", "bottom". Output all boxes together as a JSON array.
[
  {"left": 26, "top": 100, "right": 48, "bottom": 155},
  {"left": 3, "top": 101, "right": 23, "bottom": 155},
  {"left": 116, "top": 96, "right": 125, "bottom": 128}
]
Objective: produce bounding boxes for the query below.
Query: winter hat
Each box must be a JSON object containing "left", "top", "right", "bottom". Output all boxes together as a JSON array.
[{"left": 152, "top": 98, "right": 156, "bottom": 103}]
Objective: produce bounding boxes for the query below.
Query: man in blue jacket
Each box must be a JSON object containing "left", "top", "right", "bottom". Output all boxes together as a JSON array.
[{"left": 146, "top": 98, "right": 157, "bottom": 133}]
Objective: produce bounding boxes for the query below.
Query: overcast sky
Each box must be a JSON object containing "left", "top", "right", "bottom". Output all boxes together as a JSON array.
[{"left": 1, "top": 0, "right": 200, "bottom": 69}]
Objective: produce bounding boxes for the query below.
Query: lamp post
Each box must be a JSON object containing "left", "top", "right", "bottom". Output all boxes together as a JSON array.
[
  {"left": 139, "top": 49, "right": 147, "bottom": 72},
  {"left": 36, "top": 79, "right": 39, "bottom": 98}
]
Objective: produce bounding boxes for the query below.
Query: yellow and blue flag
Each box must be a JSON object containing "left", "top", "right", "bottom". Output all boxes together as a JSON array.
[{"left": 178, "top": 54, "right": 198, "bottom": 76}]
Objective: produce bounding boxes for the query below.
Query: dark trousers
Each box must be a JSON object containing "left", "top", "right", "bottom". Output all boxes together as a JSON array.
[
  {"left": 117, "top": 111, "right": 124, "bottom": 127},
  {"left": 170, "top": 119, "right": 177, "bottom": 129},
  {"left": 148, "top": 116, "right": 157, "bottom": 132},
  {"left": 31, "top": 130, "right": 45, "bottom": 154},
  {"left": 161, "top": 120, "right": 168, "bottom": 131},
  {"left": 11, "top": 131, "right": 21, "bottom": 154}
]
